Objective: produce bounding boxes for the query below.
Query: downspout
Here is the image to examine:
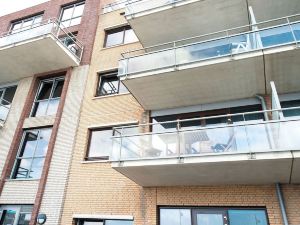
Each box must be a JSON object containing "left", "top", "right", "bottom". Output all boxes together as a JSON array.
[
  {"left": 256, "top": 94, "right": 268, "bottom": 121},
  {"left": 276, "top": 183, "right": 289, "bottom": 225}
]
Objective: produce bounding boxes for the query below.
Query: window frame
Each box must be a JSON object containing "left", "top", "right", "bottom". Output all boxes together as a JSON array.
[
  {"left": 11, "top": 127, "right": 52, "bottom": 180},
  {"left": 10, "top": 13, "right": 43, "bottom": 33},
  {"left": 0, "top": 85, "right": 17, "bottom": 122},
  {"left": 0, "top": 205, "right": 33, "bottom": 225},
  {"left": 76, "top": 218, "right": 134, "bottom": 225},
  {"left": 158, "top": 206, "right": 270, "bottom": 225},
  {"left": 104, "top": 25, "right": 137, "bottom": 47},
  {"left": 85, "top": 123, "right": 138, "bottom": 161},
  {"left": 96, "top": 71, "right": 128, "bottom": 97},
  {"left": 30, "top": 76, "right": 65, "bottom": 117},
  {"left": 59, "top": 1, "right": 85, "bottom": 28}
]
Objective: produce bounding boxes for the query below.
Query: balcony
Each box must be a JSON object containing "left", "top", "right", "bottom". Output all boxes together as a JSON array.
[
  {"left": 124, "top": 0, "right": 300, "bottom": 46},
  {"left": 0, "top": 19, "right": 83, "bottom": 84},
  {"left": 0, "top": 101, "right": 10, "bottom": 128},
  {"left": 119, "top": 14, "right": 300, "bottom": 110},
  {"left": 111, "top": 108, "right": 300, "bottom": 186}
]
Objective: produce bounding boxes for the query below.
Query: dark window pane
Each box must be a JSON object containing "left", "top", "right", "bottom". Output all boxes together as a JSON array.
[
  {"left": 17, "top": 213, "right": 31, "bottom": 225},
  {"left": 29, "top": 158, "right": 45, "bottom": 179},
  {"left": 106, "top": 30, "right": 124, "bottom": 47},
  {"left": 124, "top": 29, "right": 138, "bottom": 43},
  {"left": 2, "top": 86, "right": 17, "bottom": 104},
  {"left": 228, "top": 210, "right": 268, "bottom": 225},
  {"left": 88, "top": 129, "right": 113, "bottom": 158},
  {"left": 160, "top": 209, "right": 191, "bottom": 225},
  {"left": 19, "top": 131, "right": 39, "bottom": 157},
  {"left": 105, "top": 220, "right": 133, "bottom": 225},
  {"left": 1, "top": 209, "right": 17, "bottom": 225},
  {"left": 52, "top": 80, "right": 64, "bottom": 98},
  {"left": 15, "top": 159, "right": 32, "bottom": 179},
  {"left": 281, "top": 100, "right": 300, "bottom": 117},
  {"left": 37, "top": 82, "right": 53, "bottom": 100},
  {"left": 99, "top": 75, "right": 119, "bottom": 96}
]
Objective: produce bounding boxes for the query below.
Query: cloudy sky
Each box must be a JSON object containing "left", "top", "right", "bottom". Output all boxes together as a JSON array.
[{"left": 0, "top": 0, "right": 49, "bottom": 16}]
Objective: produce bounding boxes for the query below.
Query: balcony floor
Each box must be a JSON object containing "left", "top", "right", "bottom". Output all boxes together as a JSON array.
[
  {"left": 112, "top": 151, "right": 296, "bottom": 186},
  {"left": 0, "top": 35, "right": 79, "bottom": 84}
]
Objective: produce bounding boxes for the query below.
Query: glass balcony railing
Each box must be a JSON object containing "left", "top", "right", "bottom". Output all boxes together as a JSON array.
[
  {"left": 111, "top": 107, "right": 300, "bottom": 161},
  {"left": 119, "top": 14, "right": 300, "bottom": 76},
  {"left": 0, "top": 18, "right": 84, "bottom": 61}
]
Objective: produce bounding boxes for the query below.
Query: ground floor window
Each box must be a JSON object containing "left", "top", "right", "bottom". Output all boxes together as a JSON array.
[
  {"left": 0, "top": 205, "right": 33, "bottom": 225},
  {"left": 159, "top": 207, "right": 268, "bottom": 225}
]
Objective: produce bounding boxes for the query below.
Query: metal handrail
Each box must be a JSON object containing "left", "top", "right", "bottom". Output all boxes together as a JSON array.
[
  {"left": 0, "top": 18, "right": 84, "bottom": 61},
  {"left": 120, "top": 13, "right": 300, "bottom": 58},
  {"left": 112, "top": 106, "right": 300, "bottom": 138}
]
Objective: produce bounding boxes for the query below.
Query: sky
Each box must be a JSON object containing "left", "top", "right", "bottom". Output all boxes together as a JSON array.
[{"left": 0, "top": 0, "right": 49, "bottom": 16}]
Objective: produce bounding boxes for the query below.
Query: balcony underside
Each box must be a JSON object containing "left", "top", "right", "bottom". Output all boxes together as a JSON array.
[
  {"left": 0, "top": 35, "right": 79, "bottom": 84},
  {"left": 112, "top": 151, "right": 299, "bottom": 186},
  {"left": 127, "top": 0, "right": 300, "bottom": 47},
  {"left": 127, "top": 0, "right": 249, "bottom": 47},
  {"left": 122, "top": 46, "right": 300, "bottom": 110}
]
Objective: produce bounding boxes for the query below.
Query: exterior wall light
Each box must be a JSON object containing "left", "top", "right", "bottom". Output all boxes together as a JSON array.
[{"left": 37, "top": 213, "right": 47, "bottom": 225}]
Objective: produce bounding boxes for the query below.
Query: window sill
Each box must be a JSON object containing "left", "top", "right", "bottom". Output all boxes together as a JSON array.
[
  {"left": 101, "top": 41, "right": 140, "bottom": 51},
  {"left": 81, "top": 160, "right": 111, "bottom": 164},
  {"left": 5, "top": 178, "right": 40, "bottom": 182},
  {"left": 92, "top": 92, "right": 131, "bottom": 100}
]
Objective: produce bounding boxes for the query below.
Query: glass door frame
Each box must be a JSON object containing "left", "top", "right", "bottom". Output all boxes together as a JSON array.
[{"left": 0, "top": 206, "right": 21, "bottom": 225}]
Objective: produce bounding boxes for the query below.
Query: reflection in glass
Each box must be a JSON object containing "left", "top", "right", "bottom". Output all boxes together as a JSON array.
[
  {"left": 228, "top": 210, "right": 268, "bottom": 225},
  {"left": 29, "top": 158, "right": 45, "bottom": 179},
  {"left": 160, "top": 208, "right": 191, "bottom": 225},
  {"left": 196, "top": 214, "right": 224, "bottom": 225},
  {"left": 105, "top": 220, "right": 133, "bottom": 225}
]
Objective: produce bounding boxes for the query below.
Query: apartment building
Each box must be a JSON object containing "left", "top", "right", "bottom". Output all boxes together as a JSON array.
[
  {"left": 0, "top": 0, "right": 100, "bottom": 225},
  {"left": 59, "top": 0, "right": 300, "bottom": 225}
]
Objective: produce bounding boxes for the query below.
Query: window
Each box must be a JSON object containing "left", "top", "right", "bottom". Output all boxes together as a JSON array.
[
  {"left": 87, "top": 125, "right": 138, "bottom": 160},
  {"left": 60, "top": 2, "right": 85, "bottom": 28},
  {"left": 104, "top": 26, "right": 138, "bottom": 47},
  {"left": 0, "top": 85, "right": 17, "bottom": 122},
  {"left": 10, "top": 14, "right": 43, "bottom": 33},
  {"left": 12, "top": 128, "right": 52, "bottom": 179},
  {"left": 60, "top": 32, "right": 80, "bottom": 55},
  {"left": 31, "top": 77, "right": 65, "bottom": 117},
  {"left": 97, "top": 71, "right": 128, "bottom": 96},
  {"left": 0, "top": 205, "right": 33, "bottom": 225},
  {"left": 281, "top": 99, "right": 300, "bottom": 118},
  {"left": 160, "top": 207, "right": 268, "bottom": 225},
  {"left": 76, "top": 219, "right": 133, "bottom": 225}
]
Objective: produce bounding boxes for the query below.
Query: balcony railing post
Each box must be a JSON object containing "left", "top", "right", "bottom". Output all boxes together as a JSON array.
[
  {"left": 173, "top": 41, "right": 177, "bottom": 70},
  {"left": 287, "top": 17, "right": 298, "bottom": 47},
  {"left": 118, "top": 127, "right": 124, "bottom": 163},
  {"left": 176, "top": 119, "right": 181, "bottom": 160}
]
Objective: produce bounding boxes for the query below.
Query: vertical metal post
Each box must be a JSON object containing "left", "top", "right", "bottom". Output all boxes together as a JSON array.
[
  {"left": 287, "top": 17, "right": 298, "bottom": 47},
  {"left": 276, "top": 183, "right": 289, "bottom": 225},
  {"left": 173, "top": 41, "right": 177, "bottom": 70},
  {"left": 118, "top": 127, "right": 124, "bottom": 163},
  {"left": 176, "top": 119, "right": 181, "bottom": 160}
]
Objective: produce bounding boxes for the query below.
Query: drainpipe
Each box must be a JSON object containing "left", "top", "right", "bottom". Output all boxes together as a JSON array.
[
  {"left": 256, "top": 94, "right": 268, "bottom": 121},
  {"left": 276, "top": 183, "right": 289, "bottom": 225}
]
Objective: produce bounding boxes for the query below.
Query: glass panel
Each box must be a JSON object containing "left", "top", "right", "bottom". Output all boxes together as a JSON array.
[
  {"left": 46, "top": 99, "right": 60, "bottom": 115},
  {"left": 32, "top": 101, "right": 48, "bottom": 117},
  {"left": 33, "top": 16, "right": 43, "bottom": 25},
  {"left": 260, "top": 25, "right": 294, "bottom": 48},
  {"left": 99, "top": 76, "right": 119, "bottom": 95},
  {"left": 19, "top": 131, "right": 39, "bottom": 157},
  {"left": 1, "top": 209, "right": 17, "bottom": 225},
  {"left": 73, "top": 3, "right": 85, "bottom": 17},
  {"left": 17, "top": 213, "right": 31, "bottom": 225},
  {"left": 15, "top": 159, "right": 32, "bottom": 179},
  {"left": 281, "top": 100, "right": 300, "bottom": 118},
  {"left": 106, "top": 30, "right": 124, "bottom": 47},
  {"left": 83, "top": 222, "right": 103, "bottom": 225},
  {"left": 11, "top": 22, "right": 22, "bottom": 31},
  {"left": 52, "top": 80, "right": 64, "bottom": 98},
  {"left": 61, "top": 7, "right": 73, "bottom": 21},
  {"left": 124, "top": 29, "right": 138, "bottom": 44},
  {"left": 34, "top": 129, "right": 51, "bottom": 157},
  {"left": 0, "top": 105, "right": 9, "bottom": 121},
  {"left": 22, "top": 19, "right": 33, "bottom": 30},
  {"left": 2, "top": 86, "right": 17, "bottom": 105},
  {"left": 70, "top": 17, "right": 82, "bottom": 26},
  {"left": 29, "top": 158, "right": 45, "bottom": 179},
  {"left": 291, "top": 22, "right": 300, "bottom": 41},
  {"left": 37, "top": 82, "right": 53, "bottom": 100},
  {"left": 228, "top": 210, "right": 268, "bottom": 225},
  {"left": 105, "top": 220, "right": 133, "bottom": 225},
  {"left": 61, "top": 20, "right": 70, "bottom": 28},
  {"left": 119, "top": 82, "right": 128, "bottom": 94},
  {"left": 160, "top": 209, "right": 191, "bottom": 225},
  {"left": 88, "top": 129, "right": 113, "bottom": 158},
  {"left": 196, "top": 214, "right": 224, "bottom": 225}
]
